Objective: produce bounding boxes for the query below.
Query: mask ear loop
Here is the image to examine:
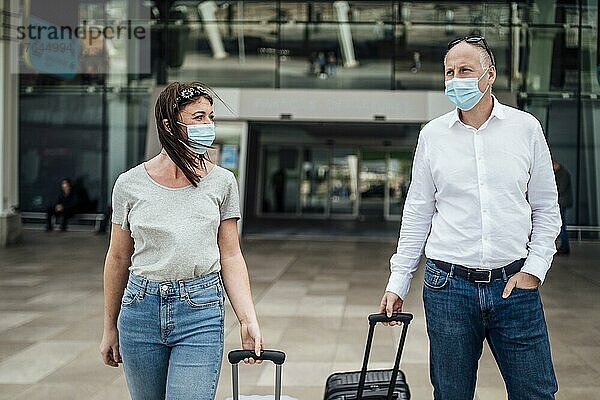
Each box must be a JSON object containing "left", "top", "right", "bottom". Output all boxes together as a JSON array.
[{"left": 478, "top": 66, "right": 491, "bottom": 95}]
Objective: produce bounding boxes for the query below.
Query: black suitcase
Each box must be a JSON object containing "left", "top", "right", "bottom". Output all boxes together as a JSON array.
[{"left": 324, "top": 313, "right": 413, "bottom": 400}]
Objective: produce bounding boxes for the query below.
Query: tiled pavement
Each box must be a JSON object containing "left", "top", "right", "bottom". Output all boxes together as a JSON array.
[{"left": 0, "top": 230, "right": 599, "bottom": 399}]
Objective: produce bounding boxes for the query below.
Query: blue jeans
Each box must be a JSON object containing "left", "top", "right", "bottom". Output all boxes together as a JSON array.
[
  {"left": 118, "top": 272, "right": 225, "bottom": 400},
  {"left": 423, "top": 259, "right": 558, "bottom": 400}
]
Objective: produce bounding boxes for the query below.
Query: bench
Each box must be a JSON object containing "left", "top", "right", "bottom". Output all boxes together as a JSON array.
[{"left": 21, "top": 211, "right": 105, "bottom": 231}]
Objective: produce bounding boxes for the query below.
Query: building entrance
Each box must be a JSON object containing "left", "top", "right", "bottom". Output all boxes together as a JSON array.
[{"left": 249, "top": 122, "right": 419, "bottom": 223}]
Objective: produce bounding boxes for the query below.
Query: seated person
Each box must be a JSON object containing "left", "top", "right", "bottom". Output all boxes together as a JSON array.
[{"left": 46, "top": 178, "right": 78, "bottom": 231}]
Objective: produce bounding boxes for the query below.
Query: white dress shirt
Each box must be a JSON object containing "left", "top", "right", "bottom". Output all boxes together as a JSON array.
[{"left": 386, "top": 97, "right": 561, "bottom": 300}]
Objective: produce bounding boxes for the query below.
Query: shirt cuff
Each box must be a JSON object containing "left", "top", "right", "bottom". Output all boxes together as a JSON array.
[
  {"left": 385, "top": 271, "right": 412, "bottom": 300},
  {"left": 521, "top": 253, "right": 552, "bottom": 285}
]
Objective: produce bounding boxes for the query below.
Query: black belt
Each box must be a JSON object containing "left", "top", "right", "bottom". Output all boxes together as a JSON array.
[{"left": 429, "top": 258, "right": 526, "bottom": 283}]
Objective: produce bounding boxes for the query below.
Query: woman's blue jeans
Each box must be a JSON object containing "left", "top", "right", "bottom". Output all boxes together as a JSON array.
[
  {"left": 118, "top": 272, "right": 224, "bottom": 400},
  {"left": 423, "top": 259, "right": 558, "bottom": 400}
]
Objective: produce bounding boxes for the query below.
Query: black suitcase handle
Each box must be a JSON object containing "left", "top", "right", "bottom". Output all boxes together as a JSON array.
[
  {"left": 357, "top": 313, "right": 413, "bottom": 400},
  {"left": 228, "top": 349, "right": 286, "bottom": 400},
  {"left": 228, "top": 349, "right": 286, "bottom": 365},
  {"left": 368, "top": 313, "right": 413, "bottom": 325}
]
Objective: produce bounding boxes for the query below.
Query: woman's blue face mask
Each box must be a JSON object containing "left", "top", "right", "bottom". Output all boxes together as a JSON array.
[
  {"left": 176, "top": 122, "right": 215, "bottom": 155},
  {"left": 444, "top": 68, "right": 490, "bottom": 111}
]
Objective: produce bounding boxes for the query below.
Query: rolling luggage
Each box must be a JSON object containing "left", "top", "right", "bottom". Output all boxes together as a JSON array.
[
  {"left": 227, "top": 349, "right": 297, "bottom": 400},
  {"left": 323, "top": 313, "right": 413, "bottom": 400}
]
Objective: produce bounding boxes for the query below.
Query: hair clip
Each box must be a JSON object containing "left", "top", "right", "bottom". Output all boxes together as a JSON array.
[{"left": 173, "top": 86, "right": 211, "bottom": 108}]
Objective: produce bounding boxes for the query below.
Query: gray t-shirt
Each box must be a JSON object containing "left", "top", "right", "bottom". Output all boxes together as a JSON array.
[{"left": 111, "top": 163, "right": 241, "bottom": 280}]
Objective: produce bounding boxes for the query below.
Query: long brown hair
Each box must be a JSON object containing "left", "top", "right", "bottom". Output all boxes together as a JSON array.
[{"left": 154, "top": 81, "right": 216, "bottom": 187}]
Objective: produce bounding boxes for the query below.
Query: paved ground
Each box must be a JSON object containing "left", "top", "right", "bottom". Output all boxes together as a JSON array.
[{"left": 0, "top": 230, "right": 598, "bottom": 399}]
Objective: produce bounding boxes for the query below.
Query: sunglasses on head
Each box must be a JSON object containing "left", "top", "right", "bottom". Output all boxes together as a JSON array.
[{"left": 447, "top": 36, "right": 495, "bottom": 66}]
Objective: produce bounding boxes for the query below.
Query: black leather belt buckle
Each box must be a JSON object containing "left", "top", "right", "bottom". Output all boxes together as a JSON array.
[{"left": 473, "top": 269, "right": 492, "bottom": 283}]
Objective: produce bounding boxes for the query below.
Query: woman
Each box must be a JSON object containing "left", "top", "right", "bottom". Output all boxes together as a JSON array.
[{"left": 99, "top": 82, "right": 263, "bottom": 400}]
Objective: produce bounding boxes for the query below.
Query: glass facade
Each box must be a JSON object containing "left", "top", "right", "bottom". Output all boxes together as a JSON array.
[
  {"left": 519, "top": 0, "right": 600, "bottom": 236},
  {"left": 13, "top": 1, "right": 600, "bottom": 235}
]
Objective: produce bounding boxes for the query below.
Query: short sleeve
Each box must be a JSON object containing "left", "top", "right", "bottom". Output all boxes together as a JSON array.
[
  {"left": 220, "top": 172, "right": 241, "bottom": 221},
  {"left": 111, "top": 175, "right": 131, "bottom": 231}
]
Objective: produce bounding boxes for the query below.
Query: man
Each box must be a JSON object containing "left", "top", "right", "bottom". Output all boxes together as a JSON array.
[
  {"left": 553, "top": 160, "right": 573, "bottom": 254},
  {"left": 46, "top": 178, "right": 78, "bottom": 231},
  {"left": 379, "top": 36, "right": 560, "bottom": 399}
]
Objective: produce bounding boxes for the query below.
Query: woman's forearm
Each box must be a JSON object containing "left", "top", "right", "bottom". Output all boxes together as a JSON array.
[
  {"left": 103, "top": 254, "right": 130, "bottom": 330},
  {"left": 220, "top": 253, "right": 257, "bottom": 324}
]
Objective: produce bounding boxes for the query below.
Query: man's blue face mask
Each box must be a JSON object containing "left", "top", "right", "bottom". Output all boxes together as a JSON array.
[
  {"left": 176, "top": 122, "right": 215, "bottom": 155},
  {"left": 444, "top": 67, "right": 490, "bottom": 111}
]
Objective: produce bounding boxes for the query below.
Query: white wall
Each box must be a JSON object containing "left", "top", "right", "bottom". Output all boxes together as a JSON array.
[
  {"left": 213, "top": 89, "right": 454, "bottom": 123},
  {"left": 146, "top": 88, "right": 458, "bottom": 164}
]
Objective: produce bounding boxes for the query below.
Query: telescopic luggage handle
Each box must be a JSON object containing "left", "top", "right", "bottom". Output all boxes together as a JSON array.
[
  {"left": 228, "top": 350, "right": 286, "bottom": 365},
  {"left": 368, "top": 313, "right": 413, "bottom": 325},
  {"left": 357, "top": 313, "right": 413, "bottom": 400},
  {"left": 228, "top": 349, "right": 286, "bottom": 400}
]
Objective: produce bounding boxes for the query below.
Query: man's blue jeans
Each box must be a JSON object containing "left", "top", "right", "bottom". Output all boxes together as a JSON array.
[
  {"left": 423, "top": 259, "right": 558, "bottom": 400},
  {"left": 118, "top": 272, "right": 224, "bottom": 400}
]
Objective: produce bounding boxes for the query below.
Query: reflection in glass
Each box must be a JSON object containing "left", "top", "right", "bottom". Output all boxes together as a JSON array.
[
  {"left": 526, "top": 98, "right": 580, "bottom": 228},
  {"left": 261, "top": 147, "right": 299, "bottom": 214},
  {"left": 169, "top": 1, "right": 277, "bottom": 87},
  {"left": 581, "top": 21, "right": 599, "bottom": 95},
  {"left": 162, "top": 1, "right": 521, "bottom": 91},
  {"left": 280, "top": 23, "right": 393, "bottom": 89},
  {"left": 300, "top": 148, "right": 330, "bottom": 214},
  {"left": 579, "top": 99, "right": 600, "bottom": 229},
  {"left": 359, "top": 151, "right": 387, "bottom": 220},
  {"left": 331, "top": 148, "right": 357, "bottom": 215},
  {"left": 209, "top": 123, "right": 244, "bottom": 178},
  {"left": 280, "top": 2, "right": 393, "bottom": 24},
  {"left": 526, "top": 27, "right": 579, "bottom": 93},
  {"left": 19, "top": 92, "right": 104, "bottom": 213},
  {"left": 387, "top": 150, "right": 413, "bottom": 218},
  {"left": 395, "top": 2, "right": 510, "bottom": 90}
]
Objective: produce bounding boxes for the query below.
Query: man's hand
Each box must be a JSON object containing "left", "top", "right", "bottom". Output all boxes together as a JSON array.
[
  {"left": 55, "top": 204, "right": 64, "bottom": 212},
  {"left": 502, "top": 272, "right": 541, "bottom": 298},
  {"left": 378, "top": 291, "right": 404, "bottom": 326}
]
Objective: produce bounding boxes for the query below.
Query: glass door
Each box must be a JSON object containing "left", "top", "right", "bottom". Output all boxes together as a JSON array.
[
  {"left": 260, "top": 146, "right": 300, "bottom": 215},
  {"left": 330, "top": 148, "right": 358, "bottom": 216},
  {"left": 258, "top": 145, "right": 414, "bottom": 221},
  {"left": 386, "top": 150, "right": 413, "bottom": 220},
  {"left": 300, "top": 148, "right": 330, "bottom": 215},
  {"left": 359, "top": 150, "right": 387, "bottom": 220}
]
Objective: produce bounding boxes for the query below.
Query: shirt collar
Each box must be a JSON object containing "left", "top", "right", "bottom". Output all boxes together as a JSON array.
[{"left": 448, "top": 95, "right": 506, "bottom": 129}]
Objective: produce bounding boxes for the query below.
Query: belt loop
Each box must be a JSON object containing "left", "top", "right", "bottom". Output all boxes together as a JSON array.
[
  {"left": 501, "top": 268, "right": 508, "bottom": 282},
  {"left": 139, "top": 278, "right": 148, "bottom": 299},
  {"left": 449, "top": 265, "right": 455, "bottom": 278},
  {"left": 178, "top": 281, "right": 186, "bottom": 300},
  {"left": 218, "top": 272, "right": 224, "bottom": 289}
]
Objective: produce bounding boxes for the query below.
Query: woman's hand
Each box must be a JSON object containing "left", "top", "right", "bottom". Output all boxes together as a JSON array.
[
  {"left": 240, "top": 320, "right": 264, "bottom": 365},
  {"left": 100, "top": 327, "right": 122, "bottom": 367}
]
